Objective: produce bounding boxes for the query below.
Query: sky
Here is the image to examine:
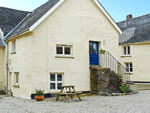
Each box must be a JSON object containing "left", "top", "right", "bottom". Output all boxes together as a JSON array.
[{"left": 1, "top": 0, "right": 150, "bottom": 22}]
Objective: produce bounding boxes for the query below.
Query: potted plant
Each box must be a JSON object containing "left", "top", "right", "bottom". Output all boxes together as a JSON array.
[
  {"left": 100, "top": 49, "right": 105, "bottom": 54},
  {"left": 35, "top": 89, "right": 44, "bottom": 101}
]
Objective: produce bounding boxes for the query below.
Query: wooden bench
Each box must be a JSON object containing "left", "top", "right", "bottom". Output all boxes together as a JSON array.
[{"left": 56, "top": 86, "right": 82, "bottom": 102}]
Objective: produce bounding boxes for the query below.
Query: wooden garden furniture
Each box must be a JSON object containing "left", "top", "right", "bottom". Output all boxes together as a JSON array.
[{"left": 56, "top": 85, "right": 82, "bottom": 103}]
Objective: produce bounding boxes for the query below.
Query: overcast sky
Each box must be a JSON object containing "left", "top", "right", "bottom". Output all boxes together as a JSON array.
[{"left": 1, "top": 0, "right": 150, "bottom": 22}]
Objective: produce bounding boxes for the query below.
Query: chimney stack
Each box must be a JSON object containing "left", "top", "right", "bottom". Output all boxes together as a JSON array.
[{"left": 126, "top": 14, "right": 132, "bottom": 20}]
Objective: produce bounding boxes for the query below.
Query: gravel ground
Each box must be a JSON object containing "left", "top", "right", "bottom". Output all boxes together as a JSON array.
[{"left": 0, "top": 90, "right": 150, "bottom": 113}]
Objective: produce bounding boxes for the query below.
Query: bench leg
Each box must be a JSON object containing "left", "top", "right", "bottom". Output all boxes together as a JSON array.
[
  {"left": 76, "top": 94, "right": 82, "bottom": 101},
  {"left": 56, "top": 95, "right": 60, "bottom": 101},
  {"left": 70, "top": 94, "right": 73, "bottom": 99}
]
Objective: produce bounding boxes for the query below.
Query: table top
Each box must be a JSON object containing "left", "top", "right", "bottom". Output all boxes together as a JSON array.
[{"left": 61, "top": 85, "right": 75, "bottom": 88}]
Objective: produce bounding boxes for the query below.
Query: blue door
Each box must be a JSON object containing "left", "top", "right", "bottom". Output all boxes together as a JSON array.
[{"left": 89, "top": 42, "right": 99, "bottom": 65}]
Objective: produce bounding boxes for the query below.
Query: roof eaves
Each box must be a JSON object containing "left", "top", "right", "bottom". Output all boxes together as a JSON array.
[
  {"left": 5, "top": 13, "right": 31, "bottom": 40},
  {"left": 93, "top": 0, "right": 122, "bottom": 34},
  {"left": 5, "top": 28, "right": 30, "bottom": 41}
]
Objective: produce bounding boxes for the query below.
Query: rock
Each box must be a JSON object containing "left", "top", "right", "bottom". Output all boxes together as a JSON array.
[{"left": 112, "top": 93, "right": 116, "bottom": 96}]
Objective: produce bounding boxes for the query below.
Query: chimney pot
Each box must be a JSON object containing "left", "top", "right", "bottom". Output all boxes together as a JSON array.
[{"left": 126, "top": 14, "right": 132, "bottom": 20}]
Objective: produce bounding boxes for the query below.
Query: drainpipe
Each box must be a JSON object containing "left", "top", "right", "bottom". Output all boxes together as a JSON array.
[
  {"left": 0, "top": 29, "right": 8, "bottom": 95},
  {"left": 5, "top": 42, "right": 8, "bottom": 95}
]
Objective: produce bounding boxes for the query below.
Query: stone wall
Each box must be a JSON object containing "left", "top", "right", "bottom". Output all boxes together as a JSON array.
[{"left": 90, "top": 68, "right": 123, "bottom": 95}]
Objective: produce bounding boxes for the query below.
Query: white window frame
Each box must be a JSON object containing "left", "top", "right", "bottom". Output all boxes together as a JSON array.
[
  {"left": 15, "top": 72, "right": 19, "bottom": 85},
  {"left": 125, "top": 63, "right": 133, "bottom": 73},
  {"left": 50, "top": 74, "right": 63, "bottom": 91},
  {"left": 12, "top": 40, "right": 16, "bottom": 52},
  {"left": 56, "top": 45, "right": 72, "bottom": 56},
  {"left": 123, "top": 46, "right": 130, "bottom": 56}
]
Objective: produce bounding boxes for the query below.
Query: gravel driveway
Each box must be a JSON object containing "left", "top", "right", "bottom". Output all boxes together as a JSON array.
[{"left": 0, "top": 90, "right": 150, "bottom": 113}]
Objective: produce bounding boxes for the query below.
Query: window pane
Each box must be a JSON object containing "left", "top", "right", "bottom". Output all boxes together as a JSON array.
[
  {"left": 93, "top": 43, "right": 97, "bottom": 54},
  {"left": 57, "top": 46, "right": 63, "bottom": 54},
  {"left": 16, "top": 73, "right": 18, "bottom": 83},
  {"left": 57, "top": 83, "right": 62, "bottom": 90},
  {"left": 50, "top": 74, "right": 55, "bottom": 81},
  {"left": 130, "top": 68, "right": 133, "bottom": 72},
  {"left": 128, "top": 46, "right": 130, "bottom": 54},
  {"left": 89, "top": 43, "right": 92, "bottom": 53},
  {"left": 65, "top": 47, "right": 71, "bottom": 55},
  {"left": 57, "top": 74, "right": 62, "bottom": 81},
  {"left": 124, "top": 47, "right": 126, "bottom": 55},
  {"left": 126, "top": 63, "right": 129, "bottom": 72},
  {"left": 50, "top": 83, "right": 55, "bottom": 90},
  {"left": 13, "top": 41, "right": 16, "bottom": 51},
  {"left": 130, "top": 63, "right": 132, "bottom": 68}
]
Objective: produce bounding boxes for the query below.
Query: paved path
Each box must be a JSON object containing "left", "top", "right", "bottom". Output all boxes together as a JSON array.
[{"left": 0, "top": 90, "right": 150, "bottom": 113}]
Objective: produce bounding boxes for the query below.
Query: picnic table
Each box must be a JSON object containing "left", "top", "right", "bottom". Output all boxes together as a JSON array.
[{"left": 56, "top": 85, "right": 82, "bottom": 103}]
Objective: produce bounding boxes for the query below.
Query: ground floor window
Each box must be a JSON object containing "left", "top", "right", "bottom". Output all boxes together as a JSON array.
[
  {"left": 125, "top": 63, "right": 133, "bottom": 73},
  {"left": 50, "top": 74, "right": 63, "bottom": 90},
  {"left": 14, "top": 72, "right": 19, "bottom": 85}
]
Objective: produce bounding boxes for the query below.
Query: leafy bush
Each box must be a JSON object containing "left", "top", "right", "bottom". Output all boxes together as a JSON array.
[
  {"left": 119, "top": 85, "right": 129, "bottom": 93},
  {"left": 100, "top": 49, "right": 105, "bottom": 52},
  {"left": 35, "top": 89, "right": 44, "bottom": 96},
  {"left": 118, "top": 75, "right": 122, "bottom": 78}
]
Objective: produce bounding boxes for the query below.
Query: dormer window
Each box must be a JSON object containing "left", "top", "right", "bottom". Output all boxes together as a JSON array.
[{"left": 123, "top": 46, "right": 130, "bottom": 55}]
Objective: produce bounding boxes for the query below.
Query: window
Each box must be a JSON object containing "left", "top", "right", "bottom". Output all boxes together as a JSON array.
[
  {"left": 125, "top": 63, "right": 133, "bottom": 73},
  {"left": 56, "top": 45, "right": 71, "bottom": 56},
  {"left": 123, "top": 46, "right": 130, "bottom": 55},
  {"left": 12, "top": 41, "right": 16, "bottom": 52},
  {"left": 50, "top": 74, "right": 63, "bottom": 91},
  {"left": 15, "top": 72, "right": 19, "bottom": 85}
]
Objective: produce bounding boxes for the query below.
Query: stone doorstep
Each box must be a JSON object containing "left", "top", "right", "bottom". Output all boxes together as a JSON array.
[{"left": 99, "top": 91, "right": 138, "bottom": 96}]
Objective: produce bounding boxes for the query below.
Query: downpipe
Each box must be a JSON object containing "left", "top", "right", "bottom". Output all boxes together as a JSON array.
[{"left": 5, "top": 42, "right": 8, "bottom": 95}]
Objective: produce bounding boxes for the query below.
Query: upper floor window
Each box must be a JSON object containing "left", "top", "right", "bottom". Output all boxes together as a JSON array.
[
  {"left": 12, "top": 40, "right": 16, "bottom": 52},
  {"left": 125, "top": 63, "right": 133, "bottom": 73},
  {"left": 124, "top": 46, "right": 130, "bottom": 55},
  {"left": 56, "top": 45, "right": 72, "bottom": 56}
]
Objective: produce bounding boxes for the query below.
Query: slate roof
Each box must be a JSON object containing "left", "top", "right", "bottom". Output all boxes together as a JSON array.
[
  {"left": 0, "top": 7, "right": 29, "bottom": 36},
  {"left": 5, "top": 0, "right": 59, "bottom": 40},
  {"left": 0, "top": 38, "right": 5, "bottom": 47},
  {"left": 117, "top": 14, "right": 150, "bottom": 45},
  {"left": 0, "top": 7, "right": 29, "bottom": 47}
]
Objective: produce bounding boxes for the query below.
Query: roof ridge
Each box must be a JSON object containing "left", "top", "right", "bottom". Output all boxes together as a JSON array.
[
  {"left": 0, "top": 6, "right": 31, "bottom": 13},
  {"left": 117, "top": 13, "right": 150, "bottom": 24}
]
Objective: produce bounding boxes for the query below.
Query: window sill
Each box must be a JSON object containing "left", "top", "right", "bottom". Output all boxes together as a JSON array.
[
  {"left": 124, "top": 72, "right": 133, "bottom": 74},
  {"left": 121, "top": 55, "right": 131, "bottom": 57},
  {"left": 55, "top": 56, "right": 74, "bottom": 59},
  {"left": 12, "top": 84, "right": 20, "bottom": 88},
  {"left": 11, "top": 51, "right": 16, "bottom": 54}
]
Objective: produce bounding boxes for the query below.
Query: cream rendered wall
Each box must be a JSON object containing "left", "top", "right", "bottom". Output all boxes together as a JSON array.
[
  {"left": 119, "top": 43, "right": 150, "bottom": 82},
  {"left": 46, "top": 0, "right": 120, "bottom": 92},
  {"left": 0, "top": 47, "right": 6, "bottom": 89},
  {"left": 8, "top": 0, "right": 120, "bottom": 99}
]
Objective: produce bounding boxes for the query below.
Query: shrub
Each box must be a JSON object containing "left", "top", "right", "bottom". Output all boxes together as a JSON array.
[
  {"left": 118, "top": 75, "right": 122, "bottom": 78},
  {"left": 119, "top": 85, "right": 129, "bottom": 93},
  {"left": 100, "top": 49, "right": 105, "bottom": 52}
]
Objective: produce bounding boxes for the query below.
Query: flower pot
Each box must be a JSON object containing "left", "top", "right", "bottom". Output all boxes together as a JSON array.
[
  {"left": 100, "top": 52, "right": 105, "bottom": 54},
  {"left": 35, "top": 95, "right": 44, "bottom": 101}
]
